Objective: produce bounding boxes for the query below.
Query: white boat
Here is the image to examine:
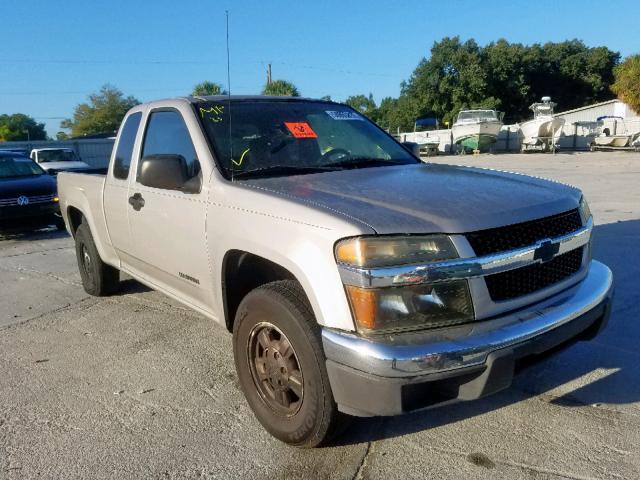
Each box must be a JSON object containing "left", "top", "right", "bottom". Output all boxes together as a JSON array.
[
  {"left": 519, "top": 97, "right": 565, "bottom": 152},
  {"left": 398, "top": 131, "right": 441, "bottom": 156},
  {"left": 592, "top": 116, "right": 635, "bottom": 148},
  {"left": 400, "top": 131, "right": 440, "bottom": 146},
  {"left": 451, "top": 110, "right": 503, "bottom": 152},
  {"left": 400, "top": 131, "right": 440, "bottom": 147},
  {"left": 593, "top": 134, "right": 632, "bottom": 147}
]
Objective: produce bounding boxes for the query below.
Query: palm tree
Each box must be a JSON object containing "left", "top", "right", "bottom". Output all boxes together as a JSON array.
[
  {"left": 191, "top": 81, "right": 227, "bottom": 96},
  {"left": 262, "top": 80, "right": 300, "bottom": 97}
]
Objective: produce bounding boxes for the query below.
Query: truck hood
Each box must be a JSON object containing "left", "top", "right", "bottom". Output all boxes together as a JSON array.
[
  {"left": 241, "top": 163, "right": 582, "bottom": 234},
  {"left": 39, "top": 161, "right": 90, "bottom": 172}
]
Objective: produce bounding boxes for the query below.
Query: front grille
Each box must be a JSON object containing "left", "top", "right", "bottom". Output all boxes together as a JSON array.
[
  {"left": 485, "top": 247, "right": 584, "bottom": 301},
  {"left": 0, "top": 194, "right": 56, "bottom": 207},
  {"left": 466, "top": 209, "right": 582, "bottom": 256}
]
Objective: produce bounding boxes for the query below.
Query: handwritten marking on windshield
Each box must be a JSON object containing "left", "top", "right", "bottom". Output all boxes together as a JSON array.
[
  {"left": 200, "top": 105, "right": 225, "bottom": 123},
  {"left": 232, "top": 148, "right": 251, "bottom": 166}
]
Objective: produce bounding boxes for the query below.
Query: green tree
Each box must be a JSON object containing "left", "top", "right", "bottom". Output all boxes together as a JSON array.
[
  {"left": 401, "top": 37, "right": 499, "bottom": 126},
  {"left": 56, "top": 131, "right": 70, "bottom": 141},
  {"left": 345, "top": 93, "right": 377, "bottom": 119},
  {"left": 0, "top": 113, "right": 47, "bottom": 141},
  {"left": 397, "top": 37, "right": 619, "bottom": 126},
  {"left": 262, "top": 80, "right": 300, "bottom": 97},
  {"left": 612, "top": 54, "right": 640, "bottom": 114},
  {"left": 191, "top": 81, "right": 227, "bottom": 96},
  {"left": 61, "top": 84, "right": 140, "bottom": 137},
  {"left": 374, "top": 95, "right": 418, "bottom": 132}
]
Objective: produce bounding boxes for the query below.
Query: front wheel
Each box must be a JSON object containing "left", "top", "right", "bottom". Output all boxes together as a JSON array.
[{"left": 233, "top": 280, "right": 345, "bottom": 447}]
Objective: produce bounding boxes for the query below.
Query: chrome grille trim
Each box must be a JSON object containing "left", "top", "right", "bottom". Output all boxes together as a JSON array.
[{"left": 338, "top": 217, "right": 592, "bottom": 288}]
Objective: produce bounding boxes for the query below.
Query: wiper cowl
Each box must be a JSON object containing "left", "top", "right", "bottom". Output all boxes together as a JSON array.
[{"left": 232, "top": 165, "right": 337, "bottom": 179}]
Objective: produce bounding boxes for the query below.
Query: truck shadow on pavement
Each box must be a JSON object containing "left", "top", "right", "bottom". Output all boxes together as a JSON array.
[
  {"left": 336, "top": 218, "right": 640, "bottom": 446},
  {"left": 118, "top": 278, "right": 153, "bottom": 295}
]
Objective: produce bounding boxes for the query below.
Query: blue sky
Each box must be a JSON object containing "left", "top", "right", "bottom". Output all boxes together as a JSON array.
[{"left": 1, "top": 0, "right": 638, "bottom": 137}]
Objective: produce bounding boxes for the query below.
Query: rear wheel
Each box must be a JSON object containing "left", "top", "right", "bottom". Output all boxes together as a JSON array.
[
  {"left": 233, "top": 280, "right": 346, "bottom": 447},
  {"left": 75, "top": 222, "right": 119, "bottom": 296}
]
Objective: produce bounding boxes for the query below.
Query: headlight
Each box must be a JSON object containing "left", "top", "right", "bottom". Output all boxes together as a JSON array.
[
  {"left": 578, "top": 196, "right": 591, "bottom": 224},
  {"left": 345, "top": 281, "right": 474, "bottom": 334},
  {"left": 335, "top": 235, "right": 458, "bottom": 268},
  {"left": 336, "top": 235, "right": 474, "bottom": 334}
]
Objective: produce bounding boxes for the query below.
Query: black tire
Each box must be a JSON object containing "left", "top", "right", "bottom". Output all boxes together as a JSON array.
[
  {"left": 233, "top": 280, "right": 346, "bottom": 447},
  {"left": 75, "top": 222, "right": 120, "bottom": 296},
  {"left": 54, "top": 215, "right": 66, "bottom": 231}
]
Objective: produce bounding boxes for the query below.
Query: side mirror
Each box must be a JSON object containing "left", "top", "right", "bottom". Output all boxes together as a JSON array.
[
  {"left": 138, "top": 154, "right": 197, "bottom": 192},
  {"left": 402, "top": 141, "right": 421, "bottom": 157}
]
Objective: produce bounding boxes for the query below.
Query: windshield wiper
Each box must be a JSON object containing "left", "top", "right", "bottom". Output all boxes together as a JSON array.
[
  {"left": 323, "top": 157, "right": 411, "bottom": 169},
  {"left": 232, "top": 165, "right": 338, "bottom": 179}
]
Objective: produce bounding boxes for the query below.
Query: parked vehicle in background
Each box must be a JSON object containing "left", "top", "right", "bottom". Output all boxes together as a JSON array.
[
  {"left": 452, "top": 109, "right": 503, "bottom": 153},
  {"left": 0, "top": 152, "right": 64, "bottom": 230},
  {"left": 30, "top": 148, "right": 91, "bottom": 175},
  {"left": 0, "top": 148, "right": 31, "bottom": 157},
  {"left": 519, "top": 97, "right": 565, "bottom": 152},
  {"left": 58, "top": 96, "right": 613, "bottom": 447}
]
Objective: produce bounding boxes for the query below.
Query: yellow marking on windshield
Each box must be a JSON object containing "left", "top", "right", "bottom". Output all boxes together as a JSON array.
[
  {"left": 232, "top": 148, "right": 251, "bottom": 166},
  {"left": 200, "top": 105, "right": 225, "bottom": 123},
  {"left": 322, "top": 146, "right": 335, "bottom": 154}
]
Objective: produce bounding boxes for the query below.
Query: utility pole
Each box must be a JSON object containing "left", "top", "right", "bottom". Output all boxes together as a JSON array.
[{"left": 267, "top": 63, "right": 272, "bottom": 85}]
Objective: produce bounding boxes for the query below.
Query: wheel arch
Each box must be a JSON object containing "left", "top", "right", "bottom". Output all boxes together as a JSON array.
[
  {"left": 66, "top": 206, "right": 85, "bottom": 236},
  {"left": 221, "top": 249, "right": 302, "bottom": 332}
]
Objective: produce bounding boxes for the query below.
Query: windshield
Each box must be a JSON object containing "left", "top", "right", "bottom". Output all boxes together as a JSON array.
[
  {"left": 197, "top": 100, "right": 418, "bottom": 178},
  {"left": 456, "top": 110, "right": 498, "bottom": 123},
  {"left": 531, "top": 104, "right": 555, "bottom": 117},
  {"left": 37, "top": 150, "right": 78, "bottom": 163},
  {"left": 0, "top": 156, "right": 46, "bottom": 178}
]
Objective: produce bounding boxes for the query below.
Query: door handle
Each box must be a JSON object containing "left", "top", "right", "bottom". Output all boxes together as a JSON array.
[{"left": 128, "top": 192, "right": 145, "bottom": 211}]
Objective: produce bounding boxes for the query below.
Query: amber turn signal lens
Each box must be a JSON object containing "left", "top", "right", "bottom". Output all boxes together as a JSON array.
[
  {"left": 345, "top": 281, "right": 474, "bottom": 334},
  {"left": 53, "top": 197, "right": 59, "bottom": 202},
  {"left": 345, "top": 285, "right": 377, "bottom": 330}
]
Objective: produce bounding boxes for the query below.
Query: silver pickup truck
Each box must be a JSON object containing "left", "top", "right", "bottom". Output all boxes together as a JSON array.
[{"left": 58, "top": 96, "right": 613, "bottom": 447}]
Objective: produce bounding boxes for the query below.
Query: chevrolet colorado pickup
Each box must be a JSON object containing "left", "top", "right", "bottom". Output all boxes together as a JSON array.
[{"left": 58, "top": 96, "right": 613, "bottom": 447}]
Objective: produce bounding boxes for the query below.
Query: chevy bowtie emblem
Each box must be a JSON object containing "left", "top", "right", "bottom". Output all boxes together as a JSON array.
[
  {"left": 17, "top": 196, "right": 30, "bottom": 206},
  {"left": 533, "top": 239, "right": 560, "bottom": 263}
]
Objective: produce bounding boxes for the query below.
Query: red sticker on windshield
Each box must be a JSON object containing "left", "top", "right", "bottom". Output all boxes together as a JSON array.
[{"left": 285, "top": 122, "right": 317, "bottom": 138}]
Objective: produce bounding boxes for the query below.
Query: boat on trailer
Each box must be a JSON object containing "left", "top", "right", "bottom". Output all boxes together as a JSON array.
[
  {"left": 519, "top": 97, "right": 565, "bottom": 152},
  {"left": 452, "top": 110, "right": 503, "bottom": 153},
  {"left": 591, "top": 116, "right": 636, "bottom": 148}
]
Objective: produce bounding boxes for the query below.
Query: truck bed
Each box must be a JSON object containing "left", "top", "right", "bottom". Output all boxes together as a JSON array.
[{"left": 57, "top": 171, "right": 111, "bottom": 257}]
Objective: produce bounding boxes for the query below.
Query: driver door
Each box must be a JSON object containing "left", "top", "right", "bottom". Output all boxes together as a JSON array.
[{"left": 124, "top": 108, "right": 212, "bottom": 313}]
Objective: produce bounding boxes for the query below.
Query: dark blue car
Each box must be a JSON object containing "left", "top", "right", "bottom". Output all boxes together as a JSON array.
[{"left": 0, "top": 151, "right": 65, "bottom": 230}]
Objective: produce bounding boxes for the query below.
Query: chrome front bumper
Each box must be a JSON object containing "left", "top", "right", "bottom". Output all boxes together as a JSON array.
[{"left": 322, "top": 260, "right": 613, "bottom": 416}]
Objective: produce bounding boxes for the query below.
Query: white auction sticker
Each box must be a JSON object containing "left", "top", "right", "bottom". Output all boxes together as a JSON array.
[{"left": 325, "top": 110, "right": 363, "bottom": 120}]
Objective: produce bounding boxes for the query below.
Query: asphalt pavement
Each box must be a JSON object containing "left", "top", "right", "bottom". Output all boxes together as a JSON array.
[{"left": 1, "top": 151, "right": 639, "bottom": 479}]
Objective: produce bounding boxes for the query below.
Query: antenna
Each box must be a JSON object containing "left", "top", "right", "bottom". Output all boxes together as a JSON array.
[{"left": 226, "top": 10, "right": 234, "bottom": 181}]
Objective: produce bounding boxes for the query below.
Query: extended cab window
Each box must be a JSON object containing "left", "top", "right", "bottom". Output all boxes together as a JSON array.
[
  {"left": 139, "top": 110, "right": 200, "bottom": 185},
  {"left": 113, "top": 112, "right": 142, "bottom": 179}
]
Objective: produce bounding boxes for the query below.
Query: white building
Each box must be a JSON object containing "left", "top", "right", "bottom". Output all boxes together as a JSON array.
[{"left": 554, "top": 100, "right": 640, "bottom": 149}]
